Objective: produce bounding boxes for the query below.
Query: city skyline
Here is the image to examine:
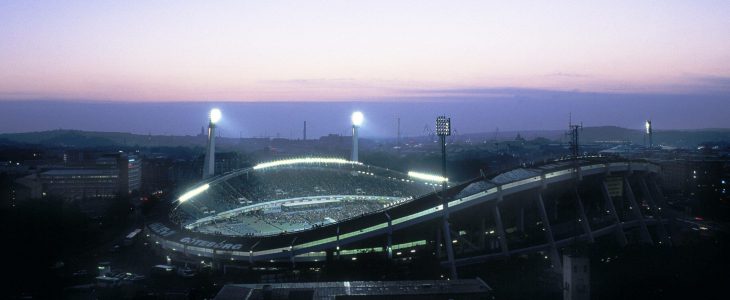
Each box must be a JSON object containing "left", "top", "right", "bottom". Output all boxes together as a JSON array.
[{"left": 1, "top": 92, "right": 729, "bottom": 137}]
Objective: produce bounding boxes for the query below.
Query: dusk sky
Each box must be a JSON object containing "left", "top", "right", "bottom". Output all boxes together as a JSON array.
[{"left": 1, "top": 1, "right": 729, "bottom": 135}]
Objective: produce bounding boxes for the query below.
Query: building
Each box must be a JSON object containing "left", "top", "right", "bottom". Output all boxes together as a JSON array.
[
  {"left": 141, "top": 156, "right": 173, "bottom": 193},
  {"left": 18, "top": 152, "right": 141, "bottom": 201},
  {"left": 39, "top": 168, "right": 120, "bottom": 200},
  {"left": 563, "top": 255, "right": 590, "bottom": 300},
  {"left": 127, "top": 155, "right": 141, "bottom": 193},
  {"left": 214, "top": 279, "right": 492, "bottom": 300}
]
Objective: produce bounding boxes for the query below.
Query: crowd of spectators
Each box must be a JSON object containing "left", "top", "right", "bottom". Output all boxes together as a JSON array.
[
  {"left": 231, "top": 166, "right": 433, "bottom": 203},
  {"left": 173, "top": 165, "right": 434, "bottom": 223},
  {"left": 189, "top": 198, "right": 394, "bottom": 236}
]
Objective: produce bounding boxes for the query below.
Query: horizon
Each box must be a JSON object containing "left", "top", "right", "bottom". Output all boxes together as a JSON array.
[{"left": 1, "top": 92, "right": 729, "bottom": 138}]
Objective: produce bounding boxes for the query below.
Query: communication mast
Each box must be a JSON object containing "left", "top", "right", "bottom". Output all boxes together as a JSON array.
[{"left": 568, "top": 118, "right": 583, "bottom": 159}]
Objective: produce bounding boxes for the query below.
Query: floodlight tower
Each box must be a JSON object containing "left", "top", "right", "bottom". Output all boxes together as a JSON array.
[
  {"left": 351, "top": 112, "right": 363, "bottom": 162},
  {"left": 436, "top": 116, "right": 458, "bottom": 279},
  {"left": 203, "top": 108, "right": 221, "bottom": 179},
  {"left": 645, "top": 120, "right": 653, "bottom": 149},
  {"left": 396, "top": 117, "right": 401, "bottom": 153}
]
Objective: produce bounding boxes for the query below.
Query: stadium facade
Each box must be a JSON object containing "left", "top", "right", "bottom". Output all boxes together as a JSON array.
[{"left": 147, "top": 156, "right": 670, "bottom": 272}]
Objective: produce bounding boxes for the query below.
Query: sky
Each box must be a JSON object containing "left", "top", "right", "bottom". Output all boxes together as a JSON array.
[{"left": 0, "top": 1, "right": 729, "bottom": 134}]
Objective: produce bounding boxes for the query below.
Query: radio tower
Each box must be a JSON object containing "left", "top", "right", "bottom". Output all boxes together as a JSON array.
[{"left": 568, "top": 116, "right": 583, "bottom": 159}]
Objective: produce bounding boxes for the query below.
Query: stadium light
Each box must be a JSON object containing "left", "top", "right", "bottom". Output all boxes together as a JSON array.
[
  {"left": 210, "top": 108, "right": 222, "bottom": 124},
  {"left": 253, "top": 157, "right": 362, "bottom": 170},
  {"left": 351, "top": 112, "right": 363, "bottom": 161},
  {"left": 436, "top": 116, "right": 451, "bottom": 137},
  {"left": 203, "top": 109, "right": 221, "bottom": 179},
  {"left": 645, "top": 119, "right": 654, "bottom": 149},
  {"left": 178, "top": 184, "right": 210, "bottom": 202},
  {"left": 351, "top": 111, "right": 364, "bottom": 126},
  {"left": 435, "top": 115, "right": 457, "bottom": 279},
  {"left": 645, "top": 120, "right": 651, "bottom": 134},
  {"left": 408, "top": 171, "right": 448, "bottom": 183}
]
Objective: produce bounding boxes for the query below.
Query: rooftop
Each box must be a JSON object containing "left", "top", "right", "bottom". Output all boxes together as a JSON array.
[{"left": 215, "top": 279, "right": 491, "bottom": 300}]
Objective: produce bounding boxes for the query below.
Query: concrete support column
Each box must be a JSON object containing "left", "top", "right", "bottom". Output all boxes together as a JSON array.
[
  {"left": 493, "top": 205, "right": 510, "bottom": 257},
  {"left": 387, "top": 234, "right": 393, "bottom": 260},
  {"left": 517, "top": 206, "right": 525, "bottom": 233},
  {"left": 336, "top": 226, "right": 341, "bottom": 258},
  {"left": 536, "top": 194, "right": 562, "bottom": 270},
  {"left": 541, "top": 174, "right": 547, "bottom": 190},
  {"left": 649, "top": 178, "right": 668, "bottom": 207},
  {"left": 290, "top": 237, "right": 297, "bottom": 268},
  {"left": 478, "top": 217, "right": 486, "bottom": 249},
  {"left": 435, "top": 226, "right": 442, "bottom": 258},
  {"left": 442, "top": 219, "right": 457, "bottom": 279},
  {"left": 386, "top": 213, "right": 393, "bottom": 259},
  {"left": 249, "top": 241, "right": 260, "bottom": 265},
  {"left": 640, "top": 177, "right": 671, "bottom": 245},
  {"left": 601, "top": 180, "right": 628, "bottom": 247},
  {"left": 624, "top": 177, "right": 653, "bottom": 244},
  {"left": 573, "top": 188, "right": 594, "bottom": 243}
]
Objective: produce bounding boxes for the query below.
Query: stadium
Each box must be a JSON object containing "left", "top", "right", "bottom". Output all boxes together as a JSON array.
[
  {"left": 148, "top": 156, "right": 670, "bottom": 272},
  {"left": 169, "top": 157, "right": 439, "bottom": 237}
]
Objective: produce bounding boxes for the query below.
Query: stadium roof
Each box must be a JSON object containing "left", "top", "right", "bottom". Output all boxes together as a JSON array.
[{"left": 491, "top": 168, "right": 541, "bottom": 184}]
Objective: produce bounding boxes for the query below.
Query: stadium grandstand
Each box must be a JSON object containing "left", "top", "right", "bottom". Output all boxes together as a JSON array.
[{"left": 169, "top": 157, "right": 438, "bottom": 236}]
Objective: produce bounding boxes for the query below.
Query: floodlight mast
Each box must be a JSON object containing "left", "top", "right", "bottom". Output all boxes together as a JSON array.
[
  {"left": 436, "top": 116, "right": 457, "bottom": 279},
  {"left": 351, "top": 112, "right": 363, "bottom": 162},
  {"left": 203, "top": 108, "right": 221, "bottom": 179},
  {"left": 645, "top": 120, "right": 653, "bottom": 149}
]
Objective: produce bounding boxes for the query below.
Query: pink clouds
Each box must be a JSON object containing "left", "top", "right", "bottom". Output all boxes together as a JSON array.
[{"left": 1, "top": 1, "right": 728, "bottom": 101}]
